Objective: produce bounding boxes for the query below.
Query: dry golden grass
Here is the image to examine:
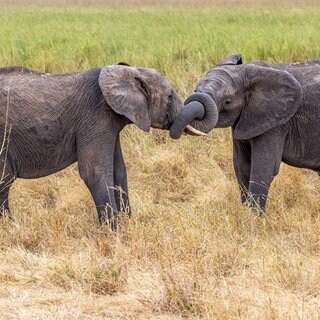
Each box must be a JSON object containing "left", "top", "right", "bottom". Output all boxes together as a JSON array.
[{"left": 0, "top": 126, "right": 319, "bottom": 319}]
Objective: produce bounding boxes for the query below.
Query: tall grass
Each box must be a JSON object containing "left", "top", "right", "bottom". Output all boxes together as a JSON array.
[
  {"left": 0, "top": 3, "right": 320, "bottom": 319},
  {"left": 1, "top": 6, "right": 320, "bottom": 89}
]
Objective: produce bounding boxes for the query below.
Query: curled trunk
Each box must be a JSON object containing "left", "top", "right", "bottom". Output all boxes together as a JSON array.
[{"left": 170, "top": 92, "right": 219, "bottom": 139}]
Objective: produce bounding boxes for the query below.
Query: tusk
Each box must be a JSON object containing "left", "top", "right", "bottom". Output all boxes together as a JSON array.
[{"left": 184, "top": 125, "right": 207, "bottom": 136}]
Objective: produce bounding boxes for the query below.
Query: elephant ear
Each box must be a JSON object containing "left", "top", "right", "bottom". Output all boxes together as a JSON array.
[
  {"left": 99, "top": 65, "right": 151, "bottom": 132},
  {"left": 217, "top": 54, "right": 243, "bottom": 66},
  {"left": 233, "top": 65, "right": 303, "bottom": 140}
]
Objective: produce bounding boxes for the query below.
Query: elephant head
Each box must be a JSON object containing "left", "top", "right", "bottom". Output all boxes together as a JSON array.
[
  {"left": 99, "top": 64, "right": 204, "bottom": 135},
  {"left": 170, "top": 54, "right": 303, "bottom": 140}
]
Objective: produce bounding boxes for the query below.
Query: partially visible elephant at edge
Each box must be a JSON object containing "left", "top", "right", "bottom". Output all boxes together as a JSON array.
[
  {"left": 0, "top": 63, "right": 205, "bottom": 230},
  {"left": 170, "top": 54, "right": 320, "bottom": 211}
]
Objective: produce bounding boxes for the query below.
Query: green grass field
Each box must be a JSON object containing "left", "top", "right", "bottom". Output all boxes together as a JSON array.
[
  {"left": 1, "top": 2, "right": 320, "bottom": 319},
  {"left": 1, "top": 4, "right": 320, "bottom": 85}
]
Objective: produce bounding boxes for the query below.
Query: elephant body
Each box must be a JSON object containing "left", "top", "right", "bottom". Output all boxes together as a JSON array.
[
  {"left": 274, "top": 63, "right": 320, "bottom": 170},
  {"left": 171, "top": 55, "right": 320, "bottom": 211},
  {"left": 0, "top": 67, "right": 103, "bottom": 179},
  {"left": 0, "top": 64, "right": 188, "bottom": 229}
]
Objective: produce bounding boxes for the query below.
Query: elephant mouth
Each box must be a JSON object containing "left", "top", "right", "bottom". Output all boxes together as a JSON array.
[
  {"left": 153, "top": 122, "right": 168, "bottom": 130},
  {"left": 153, "top": 114, "right": 170, "bottom": 130},
  {"left": 233, "top": 111, "right": 242, "bottom": 128}
]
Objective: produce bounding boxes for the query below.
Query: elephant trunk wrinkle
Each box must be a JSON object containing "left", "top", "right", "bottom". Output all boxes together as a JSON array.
[
  {"left": 169, "top": 101, "right": 204, "bottom": 139},
  {"left": 169, "top": 92, "right": 218, "bottom": 139}
]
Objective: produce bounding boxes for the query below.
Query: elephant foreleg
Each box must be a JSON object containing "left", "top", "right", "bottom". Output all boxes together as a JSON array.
[
  {"left": 232, "top": 138, "right": 251, "bottom": 204},
  {"left": 248, "top": 130, "right": 285, "bottom": 211},
  {"left": 114, "top": 135, "right": 131, "bottom": 217},
  {"left": 88, "top": 175, "right": 118, "bottom": 229},
  {"left": 78, "top": 143, "right": 119, "bottom": 231}
]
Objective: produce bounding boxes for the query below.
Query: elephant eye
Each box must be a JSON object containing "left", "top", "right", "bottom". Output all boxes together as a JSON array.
[
  {"left": 225, "top": 98, "right": 232, "bottom": 105},
  {"left": 168, "top": 94, "right": 173, "bottom": 103}
]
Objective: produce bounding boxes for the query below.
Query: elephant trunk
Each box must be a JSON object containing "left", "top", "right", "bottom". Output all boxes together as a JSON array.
[{"left": 170, "top": 92, "right": 219, "bottom": 139}]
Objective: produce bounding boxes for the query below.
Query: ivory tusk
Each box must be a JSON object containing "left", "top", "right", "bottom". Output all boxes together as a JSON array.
[{"left": 184, "top": 125, "right": 207, "bottom": 136}]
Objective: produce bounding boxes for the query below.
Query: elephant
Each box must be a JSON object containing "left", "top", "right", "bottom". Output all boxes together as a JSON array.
[
  {"left": 0, "top": 63, "right": 202, "bottom": 230},
  {"left": 170, "top": 54, "right": 320, "bottom": 212}
]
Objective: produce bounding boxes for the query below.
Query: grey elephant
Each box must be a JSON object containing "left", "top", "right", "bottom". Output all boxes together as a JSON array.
[
  {"left": 170, "top": 54, "right": 320, "bottom": 211},
  {"left": 0, "top": 63, "right": 202, "bottom": 230}
]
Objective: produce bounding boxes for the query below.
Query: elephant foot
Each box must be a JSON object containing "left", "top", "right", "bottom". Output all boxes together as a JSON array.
[
  {"left": 243, "top": 194, "right": 266, "bottom": 215},
  {"left": 98, "top": 208, "right": 119, "bottom": 232}
]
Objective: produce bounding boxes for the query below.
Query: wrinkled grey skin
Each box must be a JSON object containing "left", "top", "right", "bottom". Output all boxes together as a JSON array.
[
  {"left": 0, "top": 63, "right": 183, "bottom": 230},
  {"left": 173, "top": 54, "right": 320, "bottom": 211}
]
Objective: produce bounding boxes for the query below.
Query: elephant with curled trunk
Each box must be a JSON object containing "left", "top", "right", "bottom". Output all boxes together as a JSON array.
[
  {"left": 171, "top": 54, "right": 320, "bottom": 212},
  {"left": 0, "top": 63, "right": 201, "bottom": 230}
]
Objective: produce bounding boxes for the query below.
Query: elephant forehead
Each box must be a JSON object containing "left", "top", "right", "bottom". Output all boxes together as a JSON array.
[
  {"left": 137, "top": 67, "right": 163, "bottom": 79},
  {"left": 197, "top": 77, "right": 233, "bottom": 98},
  {"left": 197, "top": 67, "right": 244, "bottom": 97},
  {"left": 137, "top": 68, "right": 171, "bottom": 90},
  {"left": 210, "top": 68, "right": 244, "bottom": 83}
]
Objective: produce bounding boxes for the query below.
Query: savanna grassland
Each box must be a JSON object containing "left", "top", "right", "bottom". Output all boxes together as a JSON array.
[{"left": 1, "top": 1, "right": 320, "bottom": 319}]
